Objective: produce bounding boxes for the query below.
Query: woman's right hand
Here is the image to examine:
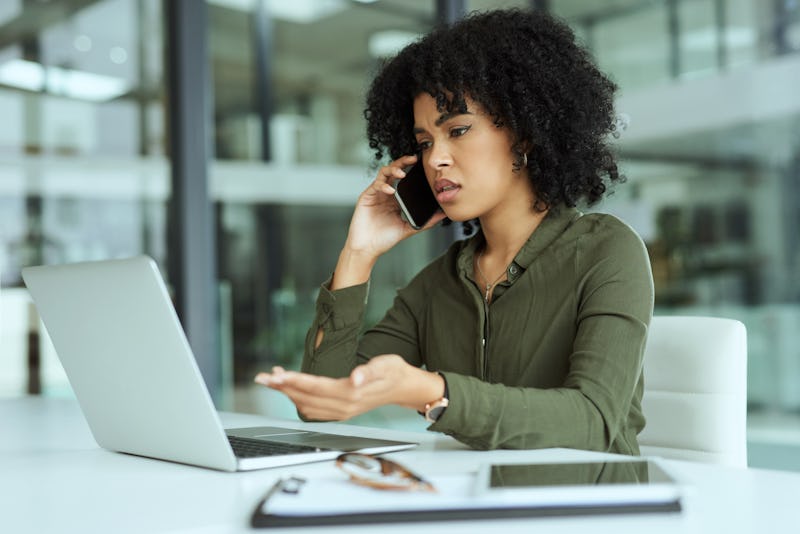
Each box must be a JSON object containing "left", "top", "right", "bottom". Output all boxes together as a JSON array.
[
  {"left": 330, "top": 155, "right": 445, "bottom": 290},
  {"left": 348, "top": 154, "right": 433, "bottom": 256}
]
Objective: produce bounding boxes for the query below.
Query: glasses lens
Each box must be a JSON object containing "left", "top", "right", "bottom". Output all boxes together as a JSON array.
[
  {"left": 339, "top": 453, "right": 384, "bottom": 475},
  {"left": 336, "top": 453, "right": 429, "bottom": 491}
]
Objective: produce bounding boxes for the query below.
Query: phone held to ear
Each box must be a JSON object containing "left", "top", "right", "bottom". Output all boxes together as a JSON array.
[{"left": 393, "top": 161, "right": 441, "bottom": 230}]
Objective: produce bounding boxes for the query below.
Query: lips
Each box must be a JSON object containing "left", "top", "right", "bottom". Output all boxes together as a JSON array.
[
  {"left": 434, "top": 179, "right": 460, "bottom": 203},
  {"left": 434, "top": 179, "right": 457, "bottom": 193}
]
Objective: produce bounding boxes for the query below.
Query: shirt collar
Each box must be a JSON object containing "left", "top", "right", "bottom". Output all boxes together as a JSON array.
[{"left": 457, "top": 207, "right": 583, "bottom": 283}]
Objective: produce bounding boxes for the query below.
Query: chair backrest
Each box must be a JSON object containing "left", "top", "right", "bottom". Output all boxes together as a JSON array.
[{"left": 639, "top": 316, "right": 748, "bottom": 467}]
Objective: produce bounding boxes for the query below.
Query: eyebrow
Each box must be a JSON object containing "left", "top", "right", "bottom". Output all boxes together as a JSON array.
[{"left": 413, "top": 111, "right": 474, "bottom": 134}]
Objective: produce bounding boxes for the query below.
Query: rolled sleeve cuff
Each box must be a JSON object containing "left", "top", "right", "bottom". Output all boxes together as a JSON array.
[{"left": 316, "top": 275, "right": 370, "bottom": 331}]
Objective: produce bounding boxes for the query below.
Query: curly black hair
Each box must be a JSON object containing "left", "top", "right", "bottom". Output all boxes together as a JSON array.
[{"left": 364, "top": 8, "right": 622, "bottom": 213}]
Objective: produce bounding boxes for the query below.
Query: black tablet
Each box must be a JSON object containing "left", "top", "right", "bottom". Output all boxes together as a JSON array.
[{"left": 474, "top": 458, "right": 683, "bottom": 510}]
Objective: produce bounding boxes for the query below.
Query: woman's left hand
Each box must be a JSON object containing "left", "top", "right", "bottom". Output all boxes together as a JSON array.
[{"left": 254, "top": 355, "right": 443, "bottom": 421}]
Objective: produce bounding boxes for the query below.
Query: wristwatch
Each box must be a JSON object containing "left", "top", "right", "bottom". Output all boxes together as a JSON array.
[
  {"left": 424, "top": 372, "right": 450, "bottom": 423},
  {"left": 424, "top": 397, "right": 449, "bottom": 423}
]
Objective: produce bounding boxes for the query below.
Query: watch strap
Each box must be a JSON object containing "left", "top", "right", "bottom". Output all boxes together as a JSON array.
[{"left": 424, "top": 372, "right": 449, "bottom": 423}]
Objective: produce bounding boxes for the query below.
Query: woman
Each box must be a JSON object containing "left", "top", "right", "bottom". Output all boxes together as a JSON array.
[{"left": 255, "top": 9, "right": 654, "bottom": 455}]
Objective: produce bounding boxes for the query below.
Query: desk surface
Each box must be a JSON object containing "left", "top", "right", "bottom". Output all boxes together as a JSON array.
[{"left": 2, "top": 397, "right": 798, "bottom": 534}]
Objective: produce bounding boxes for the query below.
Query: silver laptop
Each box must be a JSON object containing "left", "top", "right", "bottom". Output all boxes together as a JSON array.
[{"left": 21, "top": 256, "right": 417, "bottom": 472}]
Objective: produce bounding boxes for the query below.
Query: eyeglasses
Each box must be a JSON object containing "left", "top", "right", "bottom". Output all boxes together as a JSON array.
[{"left": 335, "top": 453, "right": 436, "bottom": 493}]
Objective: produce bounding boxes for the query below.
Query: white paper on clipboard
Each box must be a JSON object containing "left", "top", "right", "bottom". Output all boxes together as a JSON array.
[{"left": 260, "top": 458, "right": 683, "bottom": 518}]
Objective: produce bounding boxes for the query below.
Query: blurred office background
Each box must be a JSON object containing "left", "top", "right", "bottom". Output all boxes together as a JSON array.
[{"left": 0, "top": 0, "right": 798, "bottom": 470}]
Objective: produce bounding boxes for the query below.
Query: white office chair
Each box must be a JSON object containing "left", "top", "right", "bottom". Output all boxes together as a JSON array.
[{"left": 638, "top": 316, "right": 748, "bottom": 468}]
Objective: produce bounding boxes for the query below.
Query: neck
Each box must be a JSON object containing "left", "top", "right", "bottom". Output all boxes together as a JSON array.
[
  {"left": 473, "top": 205, "right": 548, "bottom": 304},
  {"left": 479, "top": 207, "right": 548, "bottom": 263},
  {"left": 477, "top": 171, "right": 545, "bottom": 259}
]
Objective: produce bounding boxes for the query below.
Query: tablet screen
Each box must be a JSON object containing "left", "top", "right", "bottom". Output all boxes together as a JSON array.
[
  {"left": 488, "top": 460, "right": 674, "bottom": 489},
  {"left": 475, "top": 459, "right": 681, "bottom": 511}
]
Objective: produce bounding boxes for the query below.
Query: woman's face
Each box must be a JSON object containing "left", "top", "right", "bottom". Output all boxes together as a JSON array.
[{"left": 412, "top": 92, "right": 534, "bottom": 223}]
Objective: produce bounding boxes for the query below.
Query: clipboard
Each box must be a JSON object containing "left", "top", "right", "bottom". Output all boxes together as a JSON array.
[{"left": 250, "top": 460, "right": 683, "bottom": 528}]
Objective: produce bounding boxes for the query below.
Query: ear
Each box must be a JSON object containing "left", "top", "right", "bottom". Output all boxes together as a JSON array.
[{"left": 511, "top": 141, "right": 531, "bottom": 172}]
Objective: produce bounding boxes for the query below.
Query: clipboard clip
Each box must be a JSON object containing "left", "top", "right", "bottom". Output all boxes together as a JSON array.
[
  {"left": 279, "top": 476, "right": 306, "bottom": 495},
  {"left": 253, "top": 476, "right": 306, "bottom": 526}
]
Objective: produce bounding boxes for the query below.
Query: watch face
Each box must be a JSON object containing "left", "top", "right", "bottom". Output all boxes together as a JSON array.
[
  {"left": 425, "top": 398, "right": 449, "bottom": 422},
  {"left": 428, "top": 405, "right": 446, "bottom": 421}
]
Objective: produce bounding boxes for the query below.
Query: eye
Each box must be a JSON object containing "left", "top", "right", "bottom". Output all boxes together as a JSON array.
[
  {"left": 450, "top": 125, "right": 471, "bottom": 138},
  {"left": 416, "top": 139, "right": 432, "bottom": 151}
]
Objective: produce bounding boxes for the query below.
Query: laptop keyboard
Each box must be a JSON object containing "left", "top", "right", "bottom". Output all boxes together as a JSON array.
[{"left": 227, "top": 435, "right": 326, "bottom": 458}]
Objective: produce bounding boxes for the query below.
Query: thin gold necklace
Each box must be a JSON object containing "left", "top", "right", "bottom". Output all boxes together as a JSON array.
[{"left": 476, "top": 249, "right": 507, "bottom": 302}]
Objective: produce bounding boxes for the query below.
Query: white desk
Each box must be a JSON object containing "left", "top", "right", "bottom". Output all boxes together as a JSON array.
[{"left": 2, "top": 397, "right": 798, "bottom": 533}]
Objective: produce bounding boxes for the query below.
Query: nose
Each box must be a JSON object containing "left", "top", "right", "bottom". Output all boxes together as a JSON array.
[{"left": 424, "top": 141, "right": 452, "bottom": 173}]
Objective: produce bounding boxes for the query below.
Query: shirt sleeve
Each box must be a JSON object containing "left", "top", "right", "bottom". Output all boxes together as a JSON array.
[
  {"left": 300, "top": 275, "right": 370, "bottom": 378},
  {"left": 428, "top": 221, "right": 654, "bottom": 453},
  {"left": 302, "top": 262, "right": 434, "bottom": 376}
]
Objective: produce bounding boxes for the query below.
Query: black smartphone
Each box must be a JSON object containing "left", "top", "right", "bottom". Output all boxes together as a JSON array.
[{"left": 394, "top": 161, "right": 440, "bottom": 230}]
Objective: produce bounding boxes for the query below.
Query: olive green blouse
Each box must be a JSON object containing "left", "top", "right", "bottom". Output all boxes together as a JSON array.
[{"left": 302, "top": 207, "right": 654, "bottom": 455}]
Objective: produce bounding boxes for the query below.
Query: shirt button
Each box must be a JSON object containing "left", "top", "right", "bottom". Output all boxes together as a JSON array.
[{"left": 509, "top": 265, "right": 519, "bottom": 276}]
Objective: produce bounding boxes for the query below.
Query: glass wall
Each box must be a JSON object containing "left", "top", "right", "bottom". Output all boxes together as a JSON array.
[
  {"left": 0, "top": 0, "right": 167, "bottom": 397},
  {"left": 1, "top": 0, "right": 799, "bottom": 470},
  {"left": 559, "top": 0, "right": 800, "bottom": 470}
]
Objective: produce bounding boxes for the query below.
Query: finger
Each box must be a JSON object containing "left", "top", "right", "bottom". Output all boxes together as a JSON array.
[
  {"left": 267, "top": 366, "right": 287, "bottom": 383},
  {"left": 351, "top": 368, "right": 364, "bottom": 387},
  {"left": 254, "top": 363, "right": 292, "bottom": 385},
  {"left": 391, "top": 154, "right": 418, "bottom": 167},
  {"left": 350, "top": 363, "right": 378, "bottom": 387},
  {"left": 277, "top": 371, "right": 357, "bottom": 400},
  {"left": 253, "top": 372, "right": 271, "bottom": 386},
  {"left": 377, "top": 166, "right": 406, "bottom": 187},
  {"left": 377, "top": 154, "right": 417, "bottom": 184}
]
